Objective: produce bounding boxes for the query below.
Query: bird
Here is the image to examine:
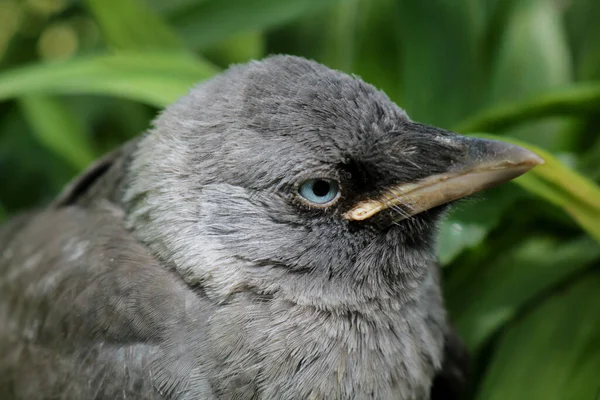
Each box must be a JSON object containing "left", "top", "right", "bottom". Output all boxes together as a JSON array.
[{"left": 0, "top": 55, "right": 542, "bottom": 400}]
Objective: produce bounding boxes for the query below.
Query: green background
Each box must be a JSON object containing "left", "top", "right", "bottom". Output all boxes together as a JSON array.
[{"left": 1, "top": 0, "right": 599, "bottom": 398}]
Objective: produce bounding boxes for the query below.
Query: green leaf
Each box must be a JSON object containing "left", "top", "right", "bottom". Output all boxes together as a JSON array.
[
  {"left": 455, "top": 83, "right": 600, "bottom": 133},
  {"left": 19, "top": 96, "right": 96, "bottom": 170},
  {"left": 147, "top": 0, "right": 207, "bottom": 15},
  {"left": 161, "top": 0, "right": 347, "bottom": 49},
  {"left": 84, "top": 0, "right": 185, "bottom": 51},
  {"left": 483, "top": 0, "right": 573, "bottom": 150},
  {"left": 437, "top": 219, "right": 487, "bottom": 266},
  {"left": 448, "top": 235, "right": 600, "bottom": 350},
  {"left": 487, "top": 0, "right": 571, "bottom": 103},
  {"left": 394, "top": 0, "right": 483, "bottom": 127},
  {"left": 565, "top": 0, "right": 600, "bottom": 80},
  {"left": 282, "top": 0, "right": 360, "bottom": 74},
  {"left": 338, "top": 0, "right": 403, "bottom": 104},
  {"left": 0, "top": 202, "right": 5, "bottom": 221},
  {"left": 475, "top": 272, "right": 600, "bottom": 400},
  {"left": 265, "top": 0, "right": 404, "bottom": 104},
  {"left": 0, "top": 108, "right": 74, "bottom": 210},
  {"left": 0, "top": 52, "right": 219, "bottom": 108},
  {"left": 469, "top": 133, "right": 600, "bottom": 242},
  {"left": 437, "top": 185, "right": 528, "bottom": 265},
  {"left": 316, "top": 0, "right": 361, "bottom": 73},
  {"left": 581, "top": 126, "right": 600, "bottom": 182},
  {"left": 203, "top": 31, "right": 265, "bottom": 67}
]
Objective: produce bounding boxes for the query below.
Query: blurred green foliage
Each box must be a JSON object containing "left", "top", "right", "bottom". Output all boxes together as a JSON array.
[{"left": 1, "top": 0, "right": 599, "bottom": 398}]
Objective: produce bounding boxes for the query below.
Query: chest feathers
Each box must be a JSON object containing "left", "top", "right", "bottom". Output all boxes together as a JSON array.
[{"left": 207, "top": 290, "right": 446, "bottom": 400}]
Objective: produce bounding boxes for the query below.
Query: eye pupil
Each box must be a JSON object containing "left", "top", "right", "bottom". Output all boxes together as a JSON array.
[
  {"left": 298, "top": 178, "right": 340, "bottom": 206},
  {"left": 312, "top": 180, "right": 331, "bottom": 197}
]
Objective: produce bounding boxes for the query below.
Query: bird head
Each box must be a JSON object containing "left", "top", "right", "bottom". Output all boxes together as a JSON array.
[{"left": 124, "top": 55, "right": 542, "bottom": 307}]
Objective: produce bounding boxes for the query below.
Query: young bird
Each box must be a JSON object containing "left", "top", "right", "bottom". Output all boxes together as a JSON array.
[{"left": 0, "top": 56, "right": 542, "bottom": 399}]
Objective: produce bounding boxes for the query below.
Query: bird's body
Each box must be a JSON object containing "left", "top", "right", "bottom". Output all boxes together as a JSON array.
[
  {"left": 0, "top": 141, "right": 448, "bottom": 400},
  {"left": 0, "top": 56, "right": 540, "bottom": 399}
]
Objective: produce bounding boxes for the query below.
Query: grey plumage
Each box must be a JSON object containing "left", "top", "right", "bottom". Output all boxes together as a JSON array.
[{"left": 0, "top": 55, "right": 541, "bottom": 399}]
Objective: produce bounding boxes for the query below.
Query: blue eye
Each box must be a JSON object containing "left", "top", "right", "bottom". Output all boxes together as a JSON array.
[{"left": 298, "top": 179, "right": 340, "bottom": 205}]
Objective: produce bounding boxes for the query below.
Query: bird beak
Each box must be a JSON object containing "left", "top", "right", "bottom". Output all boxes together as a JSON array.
[{"left": 344, "top": 136, "right": 544, "bottom": 221}]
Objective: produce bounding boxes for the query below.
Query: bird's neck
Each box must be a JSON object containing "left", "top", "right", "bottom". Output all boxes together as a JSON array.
[
  {"left": 253, "top": 264, "right": 431, "bottom": 312},
  {"left": 207, "top": 266, "right": 447, "bottom": 399},
  {"left": 187, "top": 236, "right": 436, "bottom": 314}
]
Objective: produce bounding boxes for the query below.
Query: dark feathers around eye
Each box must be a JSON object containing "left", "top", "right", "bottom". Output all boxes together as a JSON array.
[
  {"left": 150, "top": 55, "right": 462, "bottom": 221},
  {"left": 347, "top": 124, "right": 463, "bottom": 190},
  {"left": 235, "top": 57, "right": 462, "bottom": 199}
]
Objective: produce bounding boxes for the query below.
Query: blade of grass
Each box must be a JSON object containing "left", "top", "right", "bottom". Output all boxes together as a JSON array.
[
  {"left": 0, "top": 108, "right": 75, "bottom": 209},
  {"left": 481, "top": 0, "right": 575, "bottom": 151},
  {"left": 203, "top": 31, "right": 265, "bottom": 67},
  {"left": 475, "top": 272, "right": 600, "bottom": 400},
  {"left": 164, "top": 0, "right": 348, "bottom": 49},
  {"left": 0, "top": 52, "right": 219, "bottom": 108},
  {"left": 437, "top": 185, "right": 529, "bottom": 265},
  {"left": 266, "top": 0, "right": 404, "bottom": 104},
  {"left": 84, "top": 0, "right": 186, "bottom": 51},
  {"left": 147, "top": 0, "right": 206, "bottom": 15},
  {"left": 468, "top": 133, "right": 600, "bottom": 242},
  {"left": 487, "top": 0, "right": 571, "bottom": 104},
  {"left": 447, "top": 235, "right": 600, "bottom": 350},
  {"left": 338, "top": 0, "right": 403, "bottom": 104},
  {"left": 566, "top": 0, "right": 600, "bottom": 80},
  {"left": 20, "top": 96, "right": 96, "bottom": 170},
  {"left": 394, "top": 0, "right": 483, "bottom": 127},
  {"left": 455, "top": 83, "right": 600, "bottom": 133}
]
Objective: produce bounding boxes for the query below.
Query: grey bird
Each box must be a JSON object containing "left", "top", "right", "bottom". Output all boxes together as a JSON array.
[{"left": 0, "top": 55, "right": 543, "bottom": 400}]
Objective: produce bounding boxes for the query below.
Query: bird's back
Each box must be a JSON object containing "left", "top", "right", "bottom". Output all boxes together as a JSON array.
[{"left": 0, "top": 176, "right": 214, "bottom": 399}]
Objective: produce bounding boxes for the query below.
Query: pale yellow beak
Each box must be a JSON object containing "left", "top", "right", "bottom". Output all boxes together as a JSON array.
[{"left": 344, "top": 138, "right": 544, "bottom": 221}]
